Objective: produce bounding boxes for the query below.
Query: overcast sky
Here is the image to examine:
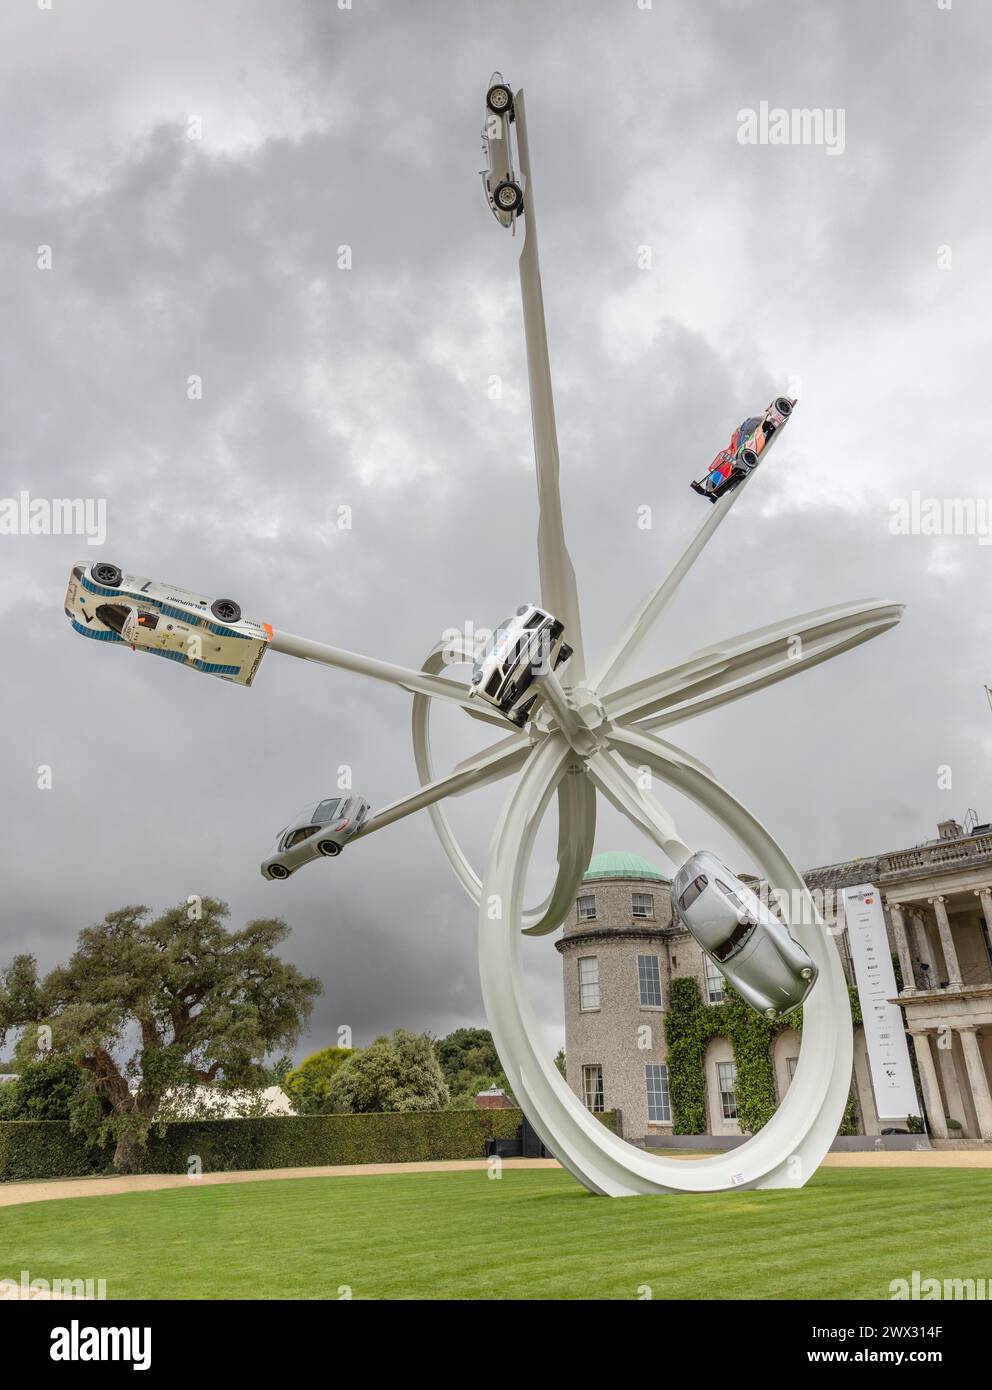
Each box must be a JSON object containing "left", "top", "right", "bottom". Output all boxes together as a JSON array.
[{"left": 1, "top": 0, "right": 989, "bottom": 1064}]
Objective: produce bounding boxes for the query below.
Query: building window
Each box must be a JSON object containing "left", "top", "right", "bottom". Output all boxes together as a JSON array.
[
  {"left": 645, "top": 1064, "right": 671, "bottom": 1124},
  {"left": 637, "top": 954, "right": 663, "bottom": 1008},
  {"left": 578, "top": 956, "right": 600, "bottom": 1010},
  {"left": 632, "top": 892, "right": 654, "bottom": 920},
  {"left": 718, "top": 1061, "right": 738, "bottom": 1120},
  {"left": 786, "top": 1056, "right": 798, "bottom": 1083},
  {"left": 704, "top": 955, "right": 725, "bottom": 1004},
  {"left": 576, "top": 893, "right": 597, "bottom": 922},
  {"left": 582, "top": 1064, "right": 605, "bottom": 1113}
]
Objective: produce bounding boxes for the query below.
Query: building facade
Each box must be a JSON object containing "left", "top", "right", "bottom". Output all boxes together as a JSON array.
[{"left": 558, "top": 821, "right": 992, "bottom": 1144}]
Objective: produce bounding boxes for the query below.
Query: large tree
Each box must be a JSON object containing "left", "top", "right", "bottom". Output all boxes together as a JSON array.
[
  {"left": 326, "top": 1029, "right": 448, "bottom": 1113},
  {"left": 0, "top": 898, "right": 321, "bottom": 1170}
]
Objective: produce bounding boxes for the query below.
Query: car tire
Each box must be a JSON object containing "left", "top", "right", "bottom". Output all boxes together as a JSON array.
[
  {"left": 740, "top": 448, "right": 759, "bottom": 470},
  {"left": 267, "top": 864, "right": 290, "bottom": 880},
  {"left": 486, "top": 83, "right": 513, "bottom": 116},
  {"left": 774, "top": 397, "right": 793, "bottom": 416},
  {"left": 210, "top": 598, "right": 242, "bottom": 624},
  {"left": 91, "top": 562, "right": 123, "bottom": 588},
  {"left": 493, "top": 180, "right": 523, "bottom": 214},
  {"left": 318, "top": 840, "right": 341, "bottom": 857}
]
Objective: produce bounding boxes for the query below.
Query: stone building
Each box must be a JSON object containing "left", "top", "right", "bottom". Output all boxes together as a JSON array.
[{"left": 557, "top": 820, "right": 992, "bottom": 1144}]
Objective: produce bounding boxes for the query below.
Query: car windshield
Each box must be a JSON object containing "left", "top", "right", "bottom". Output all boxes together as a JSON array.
[
  {"left": 715, "top": 879, "right": 744, "bottom": 910},
  {"left": 312, "top": 799, "right": 342, "bottom": 824},
  {"left": 712, "top": 918, "right": 756, "bottom": 963},
  {"left": 679, "top": 875, "right": 707, "bottom": 912}
]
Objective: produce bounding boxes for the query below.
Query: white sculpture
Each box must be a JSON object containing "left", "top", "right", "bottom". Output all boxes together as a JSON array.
[{"left": 277, "top": 85, "right": 902, "bottom": 1194}]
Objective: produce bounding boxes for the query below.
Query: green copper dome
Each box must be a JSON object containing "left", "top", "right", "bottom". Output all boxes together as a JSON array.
[{"left": 581, "top": 851, "right": 669, "bottom": 883}]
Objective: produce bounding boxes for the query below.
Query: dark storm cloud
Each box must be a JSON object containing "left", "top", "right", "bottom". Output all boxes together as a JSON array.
[{"left": 1, "top": 0, "right": 988, "bottom": 1059}]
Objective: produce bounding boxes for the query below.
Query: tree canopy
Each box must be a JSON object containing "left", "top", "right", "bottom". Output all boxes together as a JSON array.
[
  {"left": 325, "top": 1030, "right": 448, "bottom": 1113},
  {"left": 284, "top": 1045, "right": 355, "bottom": 1114},
  {"left": 433, "top": 1026, "right": 511, "bottom": 1107}
]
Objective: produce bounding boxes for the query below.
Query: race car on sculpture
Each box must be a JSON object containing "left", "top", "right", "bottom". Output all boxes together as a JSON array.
[
  {"left": 480, "top": 71, "right": 524, "bottom": 227},
  {"left": 672, "top": 850, "right": 818, "bottom": 1019},
  {"left": 64, "top": 561, "right": 271, "bottom": 687},
  {"left": 261, "top": 795, "right": 372, "bottom": 880},
  {"left": 469, "top": 603, "right": 572, "bottom": 726},
  {"left": 691, "top": 396, "right": 797, "bottom": 503}
]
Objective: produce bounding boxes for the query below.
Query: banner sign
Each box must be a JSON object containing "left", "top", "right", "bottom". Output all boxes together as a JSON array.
[{"left": 841, "top": 884, "right": 921, "bottom": 1120}]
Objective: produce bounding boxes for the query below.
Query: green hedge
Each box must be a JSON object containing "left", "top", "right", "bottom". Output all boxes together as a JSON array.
[
  {"left": 0, "top": 1108, "right": 619, "bottom": 1182},
  {"left": 0, "top": 1119, "right": 108, "bottom": 1181}
]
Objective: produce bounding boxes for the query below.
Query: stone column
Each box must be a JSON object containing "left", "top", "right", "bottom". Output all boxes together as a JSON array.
[
  {"left": 958, "top": 1026, "right": 992, "bottom": 1141},
  {"left": 977, "top": 888, "right": 992, "bottom": 935},
  {"left": 976, "top": 890, "right": 992, "bottom": 975},
  {"left": 910, "top": 908, "right": 938, "bottom": 990},
  {"left": 887, "top": 902, "right": 916, "bottom": 994},
  {"left": 929, "top": 895, "right": 962, "bottom": 987},
  {"left": 909, "top": 1030, "right": 948, "bottom": 1138}
]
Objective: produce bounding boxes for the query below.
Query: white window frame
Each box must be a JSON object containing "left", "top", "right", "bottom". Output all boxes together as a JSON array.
[
  {"left": 632, "top": 891, "right": 654, "bottom": 920},
  {"left": 645, "top": 1063, "right": 671, "bottom": 1124},
  {"left": 636, "top": 953, "right": 663, "bottom": 1009},
  {"left": 578, "top": 955, "right": 600, "bottom": 1011},
  {"left": 582, "top": 1064, "right": 605, "bottom": 1113},
  {"left": 576, "top": 893, "right": 597, "bottom": 923},
  {"left": 704, "top": 954, "right": 726, "bottom": 1005},
  {"left": 718, "top": 1061, "right": 738, "bottom": 1120}
]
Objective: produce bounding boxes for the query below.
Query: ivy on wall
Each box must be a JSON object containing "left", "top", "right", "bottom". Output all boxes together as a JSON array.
[{"left": 664, "top": 976, "right": 864, "bottom": 1136}]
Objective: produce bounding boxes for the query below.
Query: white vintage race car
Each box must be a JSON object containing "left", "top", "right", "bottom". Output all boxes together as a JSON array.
[
  {"left": 64, "top": 562, "right": 271, "bottom": 687},
  {"left": 480, "top": 71, "right": 524, "bottom": 228}
]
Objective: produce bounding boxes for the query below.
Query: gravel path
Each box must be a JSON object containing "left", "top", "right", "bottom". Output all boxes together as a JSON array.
[{"left": 1, "top": 1149, "right": 989, "bottom": 1209}]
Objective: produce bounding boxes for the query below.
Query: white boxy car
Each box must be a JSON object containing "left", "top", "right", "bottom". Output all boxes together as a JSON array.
[
  {"left": 64, "top": 561, "right": 271, "bottom": 687},
  {"left": 672, "top": 851, "right": 818, "bottom": 1019},
  {"left": 469, "top": 603, "right": 572, "bottom": 726},
  {"left": 480, "top": 71, "right": 524, "bottom": 227},
  {"left": 261, "top": 795, "right": 372, "bottom": 880}
]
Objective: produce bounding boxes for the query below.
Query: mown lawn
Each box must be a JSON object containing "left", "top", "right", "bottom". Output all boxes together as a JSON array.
[{"left": 1, "top": 1166, "right": 989, "bottom": 1300}]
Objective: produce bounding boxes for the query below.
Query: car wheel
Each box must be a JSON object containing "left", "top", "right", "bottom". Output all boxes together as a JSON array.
[
  {"left": 211, "top": 598, "right": 242, "bottom": 624},
  {"left": 486, "top": 83, "right": 513, "bottom": 115},
  {"left": 493, "top": 180, "right": 523, "bottom": 214},
  {"left": 774, "top": 397, "right": 793, "bottom": 416},
  {"left": 740, "top": 448, "right": 759, "bottom": 470},
  {"left": 267, "top": 864, "right": 290, "bottom": 880},
  {"left": 318, "top": 840, "right": 341, "bottom": 857},
  {"left": 91, "top": 562, "right": 123, "bottom": 588}
]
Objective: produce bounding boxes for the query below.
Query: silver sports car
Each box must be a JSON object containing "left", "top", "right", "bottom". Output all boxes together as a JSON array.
[
  {"left": 672, "top": 851, "right": 818, "bottom": 1018},
  {"left": 260, "top": 795, "right": 372, "bottom": 880}
]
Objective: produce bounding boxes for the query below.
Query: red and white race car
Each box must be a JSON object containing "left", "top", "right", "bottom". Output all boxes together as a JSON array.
[{"left": 691, "top": 396, "right": 797, "bottom": 503}]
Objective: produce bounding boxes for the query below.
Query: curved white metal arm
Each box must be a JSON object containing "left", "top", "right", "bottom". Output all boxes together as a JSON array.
[
  {"left": 480, "top": 721, "right": 853, "bottom": 1197},
  {"left": 515, "top": 89, "right": 584, "bottom": 681},
  {"left": 269, "top": 627, "right": 508, "bottom": 721},
  {"left": 519, "top": 762, "right": 596, "bottom": 937},
  {"left": 411, "top": 639, "right": 595, "bottom": 935},
  {"left": 603, "top": 598, "right": 904, "bottom": 729},
  {"left": 592, "top": 474, "right": 752, "bottom": 694},
  {"left": 586, "top": 746, "right": 692, "bottom": 872}
]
